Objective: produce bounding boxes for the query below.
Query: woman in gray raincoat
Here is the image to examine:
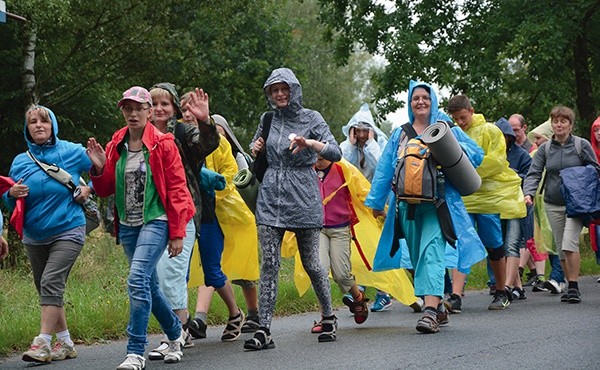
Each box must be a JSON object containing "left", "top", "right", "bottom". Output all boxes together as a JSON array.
[{"left": 244, "top": 68, "right": 342, "bottom": 350}]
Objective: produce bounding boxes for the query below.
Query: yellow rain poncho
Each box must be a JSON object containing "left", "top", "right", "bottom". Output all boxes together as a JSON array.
[
  {"left": 461, "top": 114, "right": 526, "bottom": 219},
  {"left": 283, "top": 159, "right": 418, "bottom": 306},
  {"left": 188, "top": 136, "right": 259, "bottom": 288}
]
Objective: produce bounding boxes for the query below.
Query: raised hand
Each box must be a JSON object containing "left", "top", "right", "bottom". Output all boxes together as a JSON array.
[
  {"left": 86, "top": 138, "right": 107, "bottom": 174},
  {"left": 182, "top": 88, "right": 209, "bottom": 124}
]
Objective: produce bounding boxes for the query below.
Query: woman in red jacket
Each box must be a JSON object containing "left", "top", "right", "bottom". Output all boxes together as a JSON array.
[{"left": 87, "top": 86, "right": 197, "bottom": 370}]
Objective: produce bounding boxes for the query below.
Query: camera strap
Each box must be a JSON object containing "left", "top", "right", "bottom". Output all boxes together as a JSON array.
[{"left": 26, "top": 150, "right": 78, "bottom": 193}]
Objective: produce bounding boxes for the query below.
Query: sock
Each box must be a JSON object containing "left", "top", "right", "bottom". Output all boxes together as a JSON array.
[
  {"left": 247, "top": 309, "right": 258, "bottom": 319},
  {"left": 56, "top": 329, "right": 74, "bottom": 347},
  {"left": 194, "top": 312, "right": 207, "bottom": 325},
  {"left": 450, "top": 293, "right": 461, "bottom": 301},
  {"left": 530, "top": 268, "right": 538, "bottom": 276},
  {"left": 423, "top": 306, "right": 437, "bottom": 316},
  {"left": 38, "top": 333, "right": 52, "bottom": 346},
  {"left": 568, "top": 281, "right": 579, "bottom": 290},
  {"left": 258, "top": 326, "right": 270, "bottom": 336}
]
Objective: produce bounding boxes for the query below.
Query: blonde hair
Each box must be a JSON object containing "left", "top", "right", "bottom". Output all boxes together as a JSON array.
[
  {"left": 180, "top": 92, "right": 193, "bottom": 107},
  {"left": 149, "top": 88, "right": 173, "bottom": 104},
  {"left": 25, "top": 106, "right": 51, "bottom": 124}
]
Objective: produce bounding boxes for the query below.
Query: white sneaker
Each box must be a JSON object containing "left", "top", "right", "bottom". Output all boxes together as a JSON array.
[
  {"left": 22, "top": 336, "right": 52, "bottom": 363},
  {"left": 544, "top": 279, "right": 565, "bottom": 294},
  {"left": 116, "top": 354, "right": 145, "bottom": 370},
  {"left": 148, "top": 340, "right": 169, "bottom": 361},
  {"left": 163, "top": 340, "right": 183, "bottom": 364}
]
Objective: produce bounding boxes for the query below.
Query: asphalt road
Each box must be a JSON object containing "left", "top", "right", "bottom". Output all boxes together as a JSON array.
[{"left": 2, "top": 276, "right": 600, "bottom": 370}]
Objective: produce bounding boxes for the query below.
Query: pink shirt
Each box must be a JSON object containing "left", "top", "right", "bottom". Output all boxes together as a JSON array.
[{"left": 318, "top": 164, "right": 352, "bottom": 227}]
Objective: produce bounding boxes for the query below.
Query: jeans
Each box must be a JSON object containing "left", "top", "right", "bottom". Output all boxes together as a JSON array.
[
  {"left": 119, "top": 220, "right": 181, "bottom": 356},
  {"left": 548, "top": 254, "right": 565, "bottom": 284}
]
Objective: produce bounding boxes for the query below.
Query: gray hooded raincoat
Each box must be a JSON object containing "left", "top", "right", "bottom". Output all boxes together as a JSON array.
[{"left": 251, "top": 68, "right": 342, "bottom": 228}]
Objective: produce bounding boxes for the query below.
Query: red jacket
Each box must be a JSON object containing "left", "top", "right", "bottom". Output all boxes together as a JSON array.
[{"left": 91, "top": 122, "right": 194, "bottom": 239}]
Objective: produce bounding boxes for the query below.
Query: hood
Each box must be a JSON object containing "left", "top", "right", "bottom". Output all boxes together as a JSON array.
[
  {"left": 341, "top": 103, "right": 388, "bottom": 141},
  {"left": 263, "top": 68, "right": 303, "bottom": 113},
  {"left": 495, "top": 117, "right": 516, "bottom": 138},
  {"left": 212, "top": 114, "right": 246, "bottom": 155},
  {"left": 24, "top": 105, "right": 59, "bottom": 151},
  {"left": 152, "top": 82, "right": 182, "bottom": 119},
  {"left": 408, "top": 80, "right": 441, "bottom": 125},
  {"left": 591, "top": 116, "right": 600, "bottom": 158},
  {"left": 527, "top": 118, "right": 553, "bottom": 142}
]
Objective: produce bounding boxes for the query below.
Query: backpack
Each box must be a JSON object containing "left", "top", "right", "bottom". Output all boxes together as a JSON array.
[
  {"left": 393, "top": 123, "right": 439, "bottom": 204},
  {"left": 389, "top": 122, "right": 457, "bottom": 258}
]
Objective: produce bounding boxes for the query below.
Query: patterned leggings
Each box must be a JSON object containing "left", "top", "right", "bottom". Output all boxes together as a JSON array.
[{"left": 257, "top": 225, "right": 333, "bottom": 329}]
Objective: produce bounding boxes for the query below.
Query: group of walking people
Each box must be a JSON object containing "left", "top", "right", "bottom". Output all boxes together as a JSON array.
[{"left": 1, "top": 67, "right": 599, "bottom": 368}]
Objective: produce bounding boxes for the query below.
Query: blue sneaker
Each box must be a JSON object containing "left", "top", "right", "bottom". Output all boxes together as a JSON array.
[{"left": 370, "top": 293, "right": 392, "bottom": 312}]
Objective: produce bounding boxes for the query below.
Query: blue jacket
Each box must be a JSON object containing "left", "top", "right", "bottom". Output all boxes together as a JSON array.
[
  {"left": 365, "top": 80, "right": 486, "bottom": 273},
  {"left": 495, "top": 117, "right": 531, "bottom": 182},
  {"left": 4, "top": 106, "right": 92, "bottom": 240}
]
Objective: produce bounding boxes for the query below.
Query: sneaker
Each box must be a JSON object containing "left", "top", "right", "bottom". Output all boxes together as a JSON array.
[
  {"left": 567, "top": 288, "right": 581, "bottom": 304},
  {"left": 511, "top": 287, "right": 527, "bottom": 300},
  {"left": 22, "top": 336, "right": 51, "bottom": 363},
  {"left": 342, "top": 294, "right": 356, "bottom": 314},
  {"left": 50, "top": 339, "right": 78, "bottom": 361},
  {"left": 523, "top": 271, "right": 537, "bottom": 286},
  {"left": 188, "top": 317, "right": 207, "bottom": 339},
  {"left": 409, "top": 297, "right": 423, "bottom": 313},
  {"left": 183, "top": 331, "right": 194, "bottom": 348},
  {"left": 221, "top": 310, "right": 245, "bottom": 342},
  {"left": 416, "top": 310, "right": 439, "bottom": 334},
  {"left": 488, "top": 284, "right": 496, "bottom": 296},
  {"left": 351, "top": 293, "right": 369, "bottom": 324},
  {"left": 148, "top": 341, "right": 169, "bottom": 361},
  {"left": 488, "top": 291, "right": 510, "bottom": 310},
  {"left": 241, "top": 315, "right": 260, "bottom": 333},
  {"left": 532, "top": 275, "right": 548, "bottom": 292},
  {"left": 149, "top": 332, "right": 186, "bottom": 361},
  {"left": 116, "top": 354, "right": 146, "bottom": 370},
  {"left": 597, "top": 277, "right": 600, "bottom": 283},
  {"left": 163, "top": 339, "right": 183, "bottom": 364},
  {"left": 543, "top": 279, "right": 564, "bottom": 295},
  {"left": 443, "top": 294, "right": 462, "bottom": 314},
  {"left": 370, "top": 293, "right": 392, "bottom": 312}
]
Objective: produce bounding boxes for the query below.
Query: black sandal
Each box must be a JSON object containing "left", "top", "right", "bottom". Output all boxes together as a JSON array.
[
  {"left": 317, "top": 316, "right": 337, "bottom": 342},
  {"left": 244, "top": 329, "right": 275, "bottom": 351},
  {"left": 221, "top": 310, "right": 245, "bottom": 342}
]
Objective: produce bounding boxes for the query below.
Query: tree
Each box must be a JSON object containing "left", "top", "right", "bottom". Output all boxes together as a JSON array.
[{"left": 319, "top": 0, "right": 600, "bottom": 134}]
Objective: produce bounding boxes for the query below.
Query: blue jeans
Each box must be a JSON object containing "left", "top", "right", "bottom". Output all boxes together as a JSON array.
[
  {"left": 548, "top": 254, "right": 565, "bottom": 284},
  {"left": 119, "top": 220, "right": 181, "bottom": 356}
]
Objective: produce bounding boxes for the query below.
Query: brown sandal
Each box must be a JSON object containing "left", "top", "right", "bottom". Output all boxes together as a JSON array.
[{"left": 415, "top": 311, "right": 439, "bottom": 333}]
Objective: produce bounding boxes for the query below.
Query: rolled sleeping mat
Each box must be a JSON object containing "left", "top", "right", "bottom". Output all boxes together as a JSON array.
[
  {"left": 233, "top": 168, "right": 259, "bottom": 214},
  {"left": 421, "top": 122, "right": 481, "bottom": 196}
]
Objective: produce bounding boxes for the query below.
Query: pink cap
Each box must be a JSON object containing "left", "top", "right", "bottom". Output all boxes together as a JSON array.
[{"left": 117, "top": 86, "right": 153, "bottom": 108}]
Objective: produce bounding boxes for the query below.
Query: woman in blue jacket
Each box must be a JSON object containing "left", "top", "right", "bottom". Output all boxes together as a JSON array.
[
  {"left": 4, "top": 106, "right": 93, "bottom": 363},
  {"left": 365, "top": 81, "right": 485, "bottom": 334}
]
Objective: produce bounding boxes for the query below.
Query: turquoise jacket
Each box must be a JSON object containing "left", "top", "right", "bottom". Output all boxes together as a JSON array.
[
  {"left": 365, "top": 80, "right": 486, "bottom": 273},
  {"left": 4, "top": 106, "right": 91, "bottom": 240}
]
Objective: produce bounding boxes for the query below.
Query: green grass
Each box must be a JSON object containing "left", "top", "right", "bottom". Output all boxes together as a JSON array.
[{"left": 1, "top": 231, "right": 599, "bottom": 357}]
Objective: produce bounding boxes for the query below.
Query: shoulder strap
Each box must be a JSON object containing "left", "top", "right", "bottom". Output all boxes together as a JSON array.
[
  {"left": 401, "top": 123, "right": 418, "bottom": 140},
  {"left": 27, "top": 151, "right": 77, "bottom": 192},
  {"left": 261, "top": 112, "right": 274, "bottom": 140}
]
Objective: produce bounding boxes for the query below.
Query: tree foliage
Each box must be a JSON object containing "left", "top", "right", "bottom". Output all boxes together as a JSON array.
[
  {"left": 0, "top": 0, "right": 374, "bottom": 173},
  {"left": 319, "top": 0, "right": 600, "bottom": 134}
]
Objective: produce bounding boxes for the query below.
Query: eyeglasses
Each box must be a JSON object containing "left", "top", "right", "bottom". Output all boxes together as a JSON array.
[
  {"left": 121, "top": 106, "right": 150, "bottom": 114},
  {"left": 411, "top": 95, "right": 431, "bottom": 102}
]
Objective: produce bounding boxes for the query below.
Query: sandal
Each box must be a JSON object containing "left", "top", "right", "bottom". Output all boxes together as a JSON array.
[
  {"left": 243, "top": 329, "right": 275, "bottom": 351},
  {"left": 352, "top": 292, "right": 369, "bottom": 324},
  {"left": 317, "top": 316, "right": 337, "bottom": 342},
  {"left": 221, "top": 310, "right": 245, "bottom": 342},
  {"left": 416, "top": 311, "right": 439, "bottom": 334},
  {"left": 241, "top": 316, "right": 260, "bottom": 333},
  {"left": 310, "top": 320, "right": 323, "bottom": 334}
]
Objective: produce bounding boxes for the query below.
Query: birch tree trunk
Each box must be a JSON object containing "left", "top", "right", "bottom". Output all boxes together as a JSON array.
[{"left": 22, "top": 23, "right": 37, "bottom": 105}]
